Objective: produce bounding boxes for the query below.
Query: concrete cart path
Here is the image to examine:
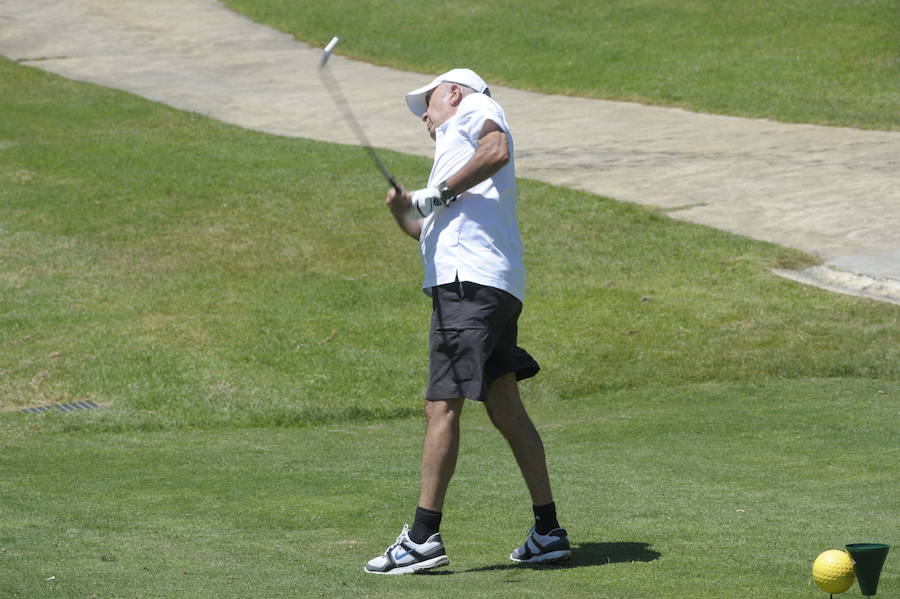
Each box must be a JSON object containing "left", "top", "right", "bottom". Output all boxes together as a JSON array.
[{"left": 2, "top": 0, "right": 899, "bottom": 304}]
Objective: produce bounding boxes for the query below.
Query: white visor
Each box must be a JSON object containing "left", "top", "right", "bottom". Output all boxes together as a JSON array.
[{"left": 404, "top": 68, "right": 490, "bottom": 117}]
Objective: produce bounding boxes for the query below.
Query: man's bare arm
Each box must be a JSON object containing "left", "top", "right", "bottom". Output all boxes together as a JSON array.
[{"left": 443, "top": 120, "right": 509, "bottom": 195}]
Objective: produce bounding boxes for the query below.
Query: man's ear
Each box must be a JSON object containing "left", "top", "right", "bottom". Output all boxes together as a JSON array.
[{"left": 448, "top": 84, "right": 464, "bottom": 106}]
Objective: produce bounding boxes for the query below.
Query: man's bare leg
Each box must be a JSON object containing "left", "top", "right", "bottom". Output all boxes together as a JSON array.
[
  {"left": 363, "top": 397, "right": 459, "bottom": 574},
  {"left": 418, "top": 397, "right": 465, "bottom": 512},
  {"left": 486, "top": 373, "right": 570, "bottom": 563},
  {"left": 484, "top": 373, "right": 552, "bottom": 506}
]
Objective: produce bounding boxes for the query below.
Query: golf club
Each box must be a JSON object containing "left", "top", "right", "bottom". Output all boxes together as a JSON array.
[{"left": 318, "top": 36, "right": 402, "bottom": 195}]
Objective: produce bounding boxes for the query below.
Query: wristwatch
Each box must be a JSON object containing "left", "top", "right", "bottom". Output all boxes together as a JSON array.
[{"left": 438, "top": 181, "right": 458, "bottom": 206}]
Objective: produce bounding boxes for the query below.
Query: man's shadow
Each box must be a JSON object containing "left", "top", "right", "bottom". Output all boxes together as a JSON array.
[
  {"left": 424, "top": 541, "right": 661, "bottom": 574},
  {"left": 568, "top": 541, "right": 661, "bottom": 568}
]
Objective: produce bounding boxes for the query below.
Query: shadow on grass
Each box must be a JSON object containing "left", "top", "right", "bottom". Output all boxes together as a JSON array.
[{"left": 422, "top": 541, "right": 661, "bottom": 575}]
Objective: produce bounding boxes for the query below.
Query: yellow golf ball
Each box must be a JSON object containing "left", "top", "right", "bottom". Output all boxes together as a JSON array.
[{"left": 812, "top": 549, "right": 855, "bottom": 594}]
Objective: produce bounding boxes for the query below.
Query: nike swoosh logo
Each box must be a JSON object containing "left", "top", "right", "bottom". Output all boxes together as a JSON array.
[{"left": 395, "top": 548, "right": 414, "bottom": 560}]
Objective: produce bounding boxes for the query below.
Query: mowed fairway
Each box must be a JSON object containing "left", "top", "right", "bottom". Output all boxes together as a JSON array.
[
  {"left": 222, "top": 0, "right": 900, "bottom": 130},
  {"left": 1, "top": 6, "right": 899, "bottom": 597}
]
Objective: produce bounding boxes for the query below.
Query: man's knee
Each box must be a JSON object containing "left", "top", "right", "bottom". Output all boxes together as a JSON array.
[
  {"left": 424, "top": 397, "right": 464, "bottom": 426},
  {"left": 486, "top": 384, "right": 533, "bottom": 436}
]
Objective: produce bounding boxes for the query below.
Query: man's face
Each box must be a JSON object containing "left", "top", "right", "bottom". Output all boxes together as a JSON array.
[{"left": 422, "top": 83, "right": 458, "bottom": 140}]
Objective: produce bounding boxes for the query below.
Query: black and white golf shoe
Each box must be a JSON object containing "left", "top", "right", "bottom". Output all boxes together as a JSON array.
[
  {"left": 509, "top": 527, "right": 572, "bottom": 564},
  {"left": 364, "top": 525, "right": 449, "bottom": 575}
]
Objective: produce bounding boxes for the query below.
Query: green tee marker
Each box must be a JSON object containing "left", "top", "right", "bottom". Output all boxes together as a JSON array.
[{"left": 845, "top": 543, "right": 890, "bottom": 596}]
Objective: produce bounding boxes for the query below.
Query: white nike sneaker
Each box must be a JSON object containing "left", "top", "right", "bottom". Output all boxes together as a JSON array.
[
  {"left": 510, "top": 527, "right": 572, "bottom": 564},
  {"left": 364, "top": 524, "right": 450, "bottom": 575}
]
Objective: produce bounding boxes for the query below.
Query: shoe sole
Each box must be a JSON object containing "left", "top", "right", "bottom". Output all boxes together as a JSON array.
[
  {"left": 364, "top": 555, "right": 450, "bottom": 575},
  {"left": 509, "top": 549, "right": 572, "bottom": 564}
]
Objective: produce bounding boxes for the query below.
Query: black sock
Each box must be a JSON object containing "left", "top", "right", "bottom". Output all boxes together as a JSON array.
[
  {"left": 533, "top": 501, "right": 560, "bottom": 535},
  {"left": 410, "top": 506, "right": 442, "bottom": 544}
]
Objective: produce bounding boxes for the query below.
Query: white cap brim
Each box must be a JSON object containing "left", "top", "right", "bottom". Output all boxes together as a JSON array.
[
  {"left": 404, "top": 77, "right": 443, "bottom": 118},
  {"left": 404, "top": 68, "right": 489, "bottom": 117}
]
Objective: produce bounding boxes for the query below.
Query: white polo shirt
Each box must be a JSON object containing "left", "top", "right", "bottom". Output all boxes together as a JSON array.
[{"left": 419, "top": 93, "right": 526, "bottom": 301}]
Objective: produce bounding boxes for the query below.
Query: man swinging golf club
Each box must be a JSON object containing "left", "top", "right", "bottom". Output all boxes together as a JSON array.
[{"left": 364, "top": 68, "right": 571, "bottom": 575}]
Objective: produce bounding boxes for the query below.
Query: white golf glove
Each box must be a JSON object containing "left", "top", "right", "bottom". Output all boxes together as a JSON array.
[{"left": 407, "top": 187, "right": 442, "bottom": 219}]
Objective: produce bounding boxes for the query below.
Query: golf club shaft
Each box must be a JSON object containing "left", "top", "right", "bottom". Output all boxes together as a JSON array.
[{"left": 318, "top": 39, "right": 402, "bottom": 195}]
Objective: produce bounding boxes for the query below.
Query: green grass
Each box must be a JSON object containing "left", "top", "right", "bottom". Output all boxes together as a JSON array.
[
  {"left": 2, "top": 381, "right": 898, "bottom": 598},
  {"left": 220, "top": 0, "right": 900, "bottom": 131},
  {"left": 1, "top": 43, "right": 898, "bottom": 599}
]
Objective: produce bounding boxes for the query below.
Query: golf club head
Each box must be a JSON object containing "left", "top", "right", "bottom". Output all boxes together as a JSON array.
[{"left": 319, "top": 36, "right": 340, "bottom": 69}]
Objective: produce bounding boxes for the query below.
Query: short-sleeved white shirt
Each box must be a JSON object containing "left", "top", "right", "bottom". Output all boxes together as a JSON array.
[{"left": 419, "top": 93, "right": 526, "bottom": 301}]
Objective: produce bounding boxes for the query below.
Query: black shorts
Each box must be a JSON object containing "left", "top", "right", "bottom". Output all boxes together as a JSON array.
[{"left": 426, "top": 280, "right": 540, "bottom": 402}]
